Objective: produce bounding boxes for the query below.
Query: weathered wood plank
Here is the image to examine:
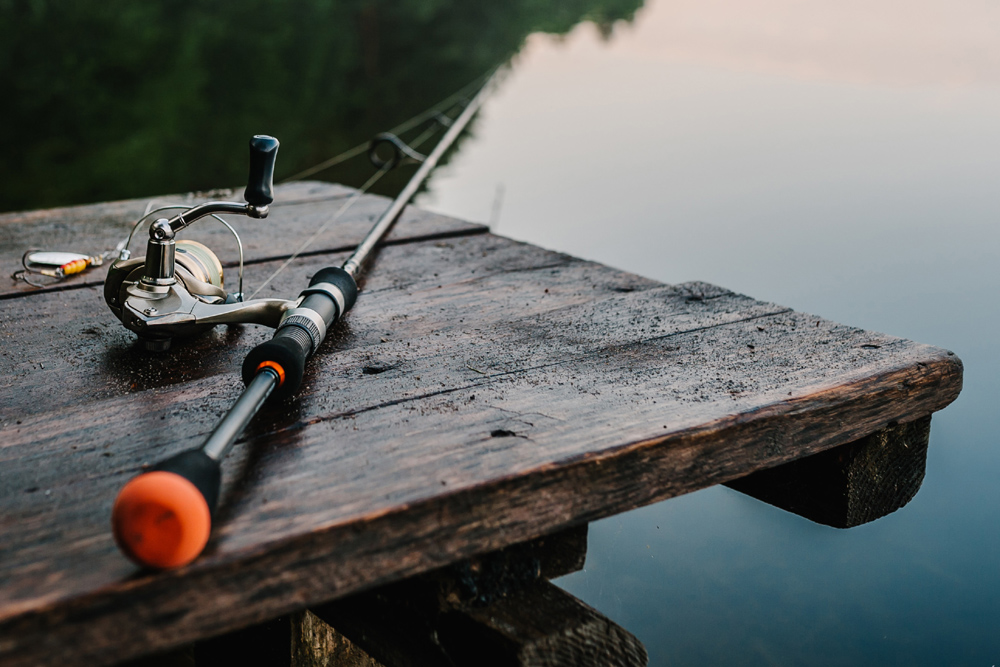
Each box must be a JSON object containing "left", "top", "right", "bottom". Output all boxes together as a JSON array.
[
  {"left": 726, "top": 415, "right": 932, "bottom": 527},
  {"left": 448, "top": 581, "right": 648, "bottom": 667},
  {"left": 0, "top": 181, "right": 486, "bottom": 298},
  {"left": 0, "top": 191, "right": 962, "bottom": 666},
  {"left": 0, "top": 315, "right": 960, "bottom": 665},
  {"left": 0, "top": 234, "right": 654, "bottom": 417}
]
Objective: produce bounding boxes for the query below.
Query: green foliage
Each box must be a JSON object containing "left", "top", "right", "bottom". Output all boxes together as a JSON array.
[{"left": 0, "top": 0, "right": 641, "bottom": 212}]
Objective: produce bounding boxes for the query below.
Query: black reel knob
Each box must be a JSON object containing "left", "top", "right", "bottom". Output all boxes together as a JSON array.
[{"left": 245, "top": 135, "right": 280, "bottom": 207}]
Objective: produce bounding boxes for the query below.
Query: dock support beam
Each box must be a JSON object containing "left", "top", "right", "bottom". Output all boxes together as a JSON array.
[
  {"left": 726, "top": 416, "right": 932, "bottom": 528},
  {"left": 131, "top": 526, "right": 645, "bottom": 667},
  {"left": 305, "top": 524, "right": 647, "bottom": 667}
]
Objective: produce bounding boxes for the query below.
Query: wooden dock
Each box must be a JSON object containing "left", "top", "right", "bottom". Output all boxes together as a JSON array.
[{"left": 0, "top": 182, "right": 962, "bottom": 666}]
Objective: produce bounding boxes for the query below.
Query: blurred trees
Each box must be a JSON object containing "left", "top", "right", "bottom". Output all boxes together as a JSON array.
[{"left": 0, "top": 0, "right": 641, "bottom": 211}]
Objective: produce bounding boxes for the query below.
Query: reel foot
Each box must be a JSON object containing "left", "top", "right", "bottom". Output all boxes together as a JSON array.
[{"left": 143, "top": 338, "right": 172, "bottom": 352}]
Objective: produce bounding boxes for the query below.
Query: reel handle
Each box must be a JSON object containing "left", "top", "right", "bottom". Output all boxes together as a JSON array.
[
  {"left": 111, "top": 449, "right": 221, "bottom": 569},
  {"left": 244, "top": 135, "right": 280, "bottom": 207}
]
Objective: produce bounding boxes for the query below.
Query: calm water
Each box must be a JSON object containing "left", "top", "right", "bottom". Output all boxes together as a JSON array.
[
  {"left": 5, "top": 1, "right": 999, "bottom": 664},
  {"left": 422, "top": 3, "right": 1000, "bottom": 664}
]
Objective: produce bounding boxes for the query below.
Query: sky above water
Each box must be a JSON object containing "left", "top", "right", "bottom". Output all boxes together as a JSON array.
[{"left": 420, "top": 2, "right": 1000, "bottom": 664}]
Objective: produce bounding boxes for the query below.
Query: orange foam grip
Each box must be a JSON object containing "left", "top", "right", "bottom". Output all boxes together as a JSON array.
[{"left": 111, "top": 471, "right": 212, "bottom": 569}]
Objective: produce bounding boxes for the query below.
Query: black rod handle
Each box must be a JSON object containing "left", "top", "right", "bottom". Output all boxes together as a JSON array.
[
  {"left": 242, "top": 267, "right": 358, "bottom": 400},
  {"left": 244, "top": 135, "right": 279, "bottom": 207}
]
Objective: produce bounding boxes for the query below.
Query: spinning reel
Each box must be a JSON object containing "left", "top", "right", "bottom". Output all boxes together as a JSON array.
[{"left": 105, "top": 136, "right": 296, "bottom": 351}]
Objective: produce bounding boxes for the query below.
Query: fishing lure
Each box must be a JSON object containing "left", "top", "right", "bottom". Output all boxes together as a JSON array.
[{"left": 13, "top": 249, "right": 117, "bottom": 287}]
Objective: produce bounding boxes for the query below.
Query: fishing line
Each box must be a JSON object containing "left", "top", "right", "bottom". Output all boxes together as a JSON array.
[
  {"left": 247, "top": 94, "right": 468, "bottom": 299},
  {"left": 279, "top": 69, "right": 492, "bottom": 183},
  {"left": 247, "top": 164, "right": 389, "bottom": 299}
]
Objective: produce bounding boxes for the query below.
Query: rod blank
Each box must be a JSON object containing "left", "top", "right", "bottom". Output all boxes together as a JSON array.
[
  {"left": 202, "top": 368, "right": 279, "bottom": 461},
  {"left": 342, "top": 73, "right": 497, "bottom": 278}
]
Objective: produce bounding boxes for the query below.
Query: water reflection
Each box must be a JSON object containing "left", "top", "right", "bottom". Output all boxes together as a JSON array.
[
  {"left": 613, "top": 0, "right": 1000, "bottom": 87},
  {"left": 420, "top": 2, "right": 1000, "bottom": 664},
  {"left": 0, "top": 0, "right": 641, "bottom": 213}
]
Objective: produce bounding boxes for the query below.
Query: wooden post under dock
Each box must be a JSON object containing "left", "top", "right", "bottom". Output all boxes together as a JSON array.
[{"left": 0, "top": 183, "right": 962, "bottom": 666}]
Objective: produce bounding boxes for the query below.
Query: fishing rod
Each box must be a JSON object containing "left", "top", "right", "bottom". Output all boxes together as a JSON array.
[{"left": 108, "top": 73, "right": 496, "bottom": 570}]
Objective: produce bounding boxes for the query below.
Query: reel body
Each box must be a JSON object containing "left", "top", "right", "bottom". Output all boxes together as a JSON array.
[
  {"left": 105, "top": 136, "right": 295, "bottom": 351},
  {"left": 105, "top": 240, "right": 292, "bottom": 350}
]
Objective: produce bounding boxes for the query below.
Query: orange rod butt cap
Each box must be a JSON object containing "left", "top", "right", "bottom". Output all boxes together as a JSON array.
[{"left": 111, "top": 471, "right": 212, "bottom": 569}]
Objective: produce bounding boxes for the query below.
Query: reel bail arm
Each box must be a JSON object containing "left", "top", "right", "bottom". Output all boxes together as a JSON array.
[{"left": 139, "top": 135, "right": 279, "bottom": 289}]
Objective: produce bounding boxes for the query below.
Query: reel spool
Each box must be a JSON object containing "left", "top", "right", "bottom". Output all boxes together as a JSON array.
[
  {"left": 106, "top": 240, "right": 225, "bottom": 298},
  {"left": 175, "top": 240, "right": 225, "bottom": 290}
]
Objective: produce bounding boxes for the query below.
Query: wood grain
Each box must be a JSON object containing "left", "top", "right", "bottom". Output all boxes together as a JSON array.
[
  {"left": 0, "top": 234, "right": 652, "bottom": 417},
  {"left": 314, "top": 580, "right": 646, "bottom": 667},
  {"left": 444, "top": 581, "right": 647, "bottom": 667},
  {"left": 0, "top": 188, "right": 963, "bottom": 666},
  {"left": 292, "top": 610, "right": 383, "bottom": 667}
]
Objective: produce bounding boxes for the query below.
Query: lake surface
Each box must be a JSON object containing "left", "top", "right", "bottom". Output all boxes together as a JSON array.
[
  {"left": 5, "top": 1, "right": 998, "bottom": 664},
  {"left": 421, "top": 2, "right": 1000, "bottom": 664}
]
